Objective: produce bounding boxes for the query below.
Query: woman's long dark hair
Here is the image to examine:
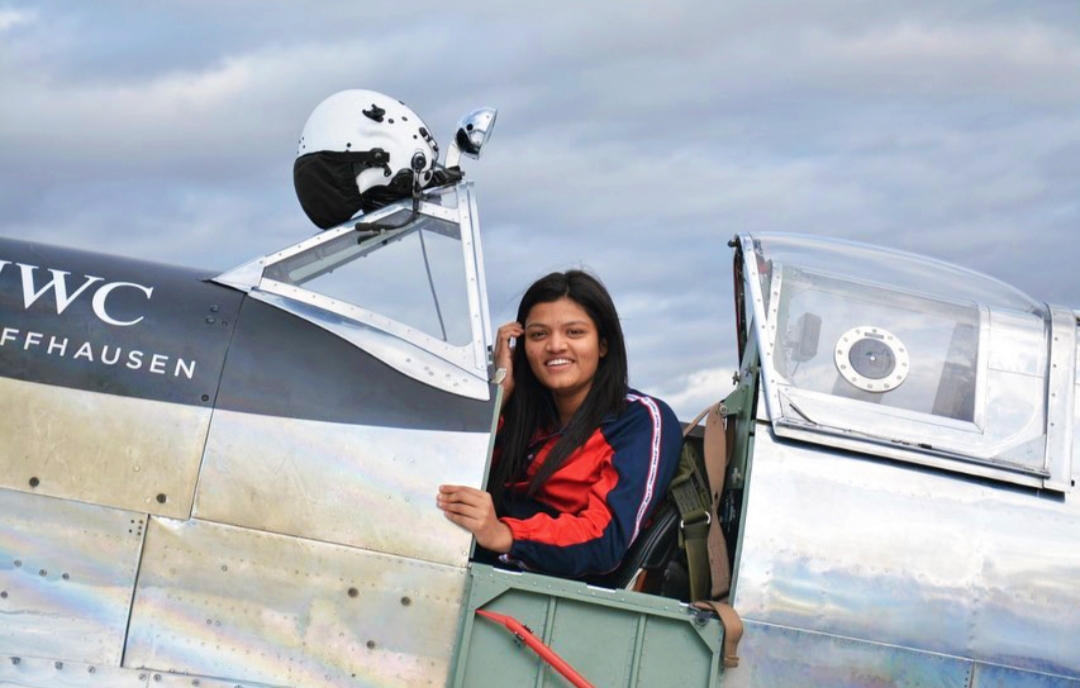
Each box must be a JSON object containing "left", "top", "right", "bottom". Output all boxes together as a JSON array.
[{"left": 491, "top": 270, "right": 629, "bottom": 505}]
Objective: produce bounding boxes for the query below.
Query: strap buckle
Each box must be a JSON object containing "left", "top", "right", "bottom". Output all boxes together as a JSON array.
[{"left": 679, "top": 512, "right": 711, "bottom": 530}]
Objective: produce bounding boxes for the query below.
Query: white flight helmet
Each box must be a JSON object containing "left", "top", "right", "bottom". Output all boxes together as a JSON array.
[{"left": 293, "top": 89, "right": 439, "bottom": 229}]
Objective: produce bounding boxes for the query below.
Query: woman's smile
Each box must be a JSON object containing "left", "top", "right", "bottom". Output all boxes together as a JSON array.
[{"left": 524, "top": 297, "right": 607, "bottom": 420}]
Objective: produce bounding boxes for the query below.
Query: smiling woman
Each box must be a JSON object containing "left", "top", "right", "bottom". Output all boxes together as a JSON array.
[
  {"left": 523, "top": 296, "right": 609, "bottom": 424},
  {"left": 437, "top": 270, "right": 683, "bottom": 579}
]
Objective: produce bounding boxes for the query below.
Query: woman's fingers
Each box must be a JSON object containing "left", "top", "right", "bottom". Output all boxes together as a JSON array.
[
  {"left": 441, "top": 507, "right": 477, "bottom": 527},
  {"left": 493, "top": 322, "right": 524, "bottom": 366},
  {"left": 437, "top": 485, "right": 491, "bottom": 519},
  {"left": 438, "top": 484, "right": 487, "bottom": 505},
  {"left": 496, "top": 321, "right": 524, "bottom": 340},
  {"left": 439, "top": 501, "right": 482, "bottom": 520},
  {"left": 436, "top": 485, "right": 513, "bottom": 554},
  {"left": 492, "top": 322, "right": 523, "bottom": 407}
]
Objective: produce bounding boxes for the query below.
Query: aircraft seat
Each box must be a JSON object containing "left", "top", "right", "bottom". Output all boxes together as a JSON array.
[{"left": 584, "top": 500, "right": 683, "bottom": 595}]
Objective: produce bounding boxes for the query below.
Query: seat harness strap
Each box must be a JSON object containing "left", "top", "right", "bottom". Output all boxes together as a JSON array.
[
  {"left": 671, "top": 405, "right": 714, "bottom": 602},
  {"left": 693, "top": 599, "right": 745, "bottom": 669},
  {"left": 680, "top": 401, "right": 744, "bottom": 669},
  {"left": 702, "top": 402, "right": 733, "bottom": 599}
]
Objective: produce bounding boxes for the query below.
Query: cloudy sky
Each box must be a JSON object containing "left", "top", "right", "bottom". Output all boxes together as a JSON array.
[{"left": 1, "top": 1, "right": 1077, "bottom": 418}]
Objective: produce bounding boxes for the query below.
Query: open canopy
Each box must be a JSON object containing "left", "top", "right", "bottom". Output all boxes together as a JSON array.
[{"left": 737, "top": 232, "right": 1073, "bottom": 491}]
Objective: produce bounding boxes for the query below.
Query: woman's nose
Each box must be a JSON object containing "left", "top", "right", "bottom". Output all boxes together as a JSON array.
[{"left": 546, "top": 333, "right": 567, "bottom": 351}]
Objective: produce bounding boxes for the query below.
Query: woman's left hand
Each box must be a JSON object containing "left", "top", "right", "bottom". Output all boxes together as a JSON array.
[{"left": 437, "top": 485, "right": 513, "bottom": 553}]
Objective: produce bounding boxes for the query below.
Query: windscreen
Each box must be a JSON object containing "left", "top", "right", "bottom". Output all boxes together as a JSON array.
[{"left": 263, "top": 214, "right": 473, "bottom": 347}]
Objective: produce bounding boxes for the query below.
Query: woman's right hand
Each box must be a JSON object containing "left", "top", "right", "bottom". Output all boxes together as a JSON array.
[
  {"left": 437, "top": 484, "right": 513, "bottom": 553},
  {"left": 493, "top": 321, "right": 524, "bottom": 407}
]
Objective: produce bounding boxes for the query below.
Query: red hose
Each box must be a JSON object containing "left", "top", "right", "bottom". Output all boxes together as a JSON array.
[{"left": 475, "top": 609, "right": 597, "bottom": 688}]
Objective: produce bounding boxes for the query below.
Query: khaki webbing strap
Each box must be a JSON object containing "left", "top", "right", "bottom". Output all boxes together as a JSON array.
[
  {"left": 678, "top": 413, "right": 713, "bottom": 602},
  {"left": 668, "top": 444, "right": 709, "bottom": 524},
  {"left": 682, "top": 517, "right": 711, "bottom": 602},
  {"left": 692, "top": 600, "right": 744, "bottom": 669},
  {"left": 701, "top": 403, "right": 732, "bottom": 599},
  {"left": 686, "top": 403, "right": 744, "bottom": 669}
]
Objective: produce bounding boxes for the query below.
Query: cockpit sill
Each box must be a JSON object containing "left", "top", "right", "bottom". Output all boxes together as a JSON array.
[{"left": 212, "top": 181, "right": 493, "bottom": 401}]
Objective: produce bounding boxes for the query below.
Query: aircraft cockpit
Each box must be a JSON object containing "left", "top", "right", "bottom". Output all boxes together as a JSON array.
[{"left": 736, "top": 232, "right": 1074, "bottom": 492}]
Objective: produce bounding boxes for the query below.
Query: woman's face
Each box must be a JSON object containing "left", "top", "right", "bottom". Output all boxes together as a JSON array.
[{"left": 523, "top": 296, "right": 607, "bottom": 408}]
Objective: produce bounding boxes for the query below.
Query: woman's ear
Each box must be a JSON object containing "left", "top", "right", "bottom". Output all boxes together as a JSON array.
[{"left": 600, "top": 339, "right": 608, "bottom": 357}]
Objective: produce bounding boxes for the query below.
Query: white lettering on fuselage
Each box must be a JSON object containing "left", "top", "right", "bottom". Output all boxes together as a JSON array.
[
  {"left": 91, "top": 281, "right": 154, "bottom": 326},
  {"left": 0, "top": 260, "right": 153, "bottom": 327},
  {"left": 23, "top": 331, "right": 42, "bottom": 350},
  {"left": 0, "top": 327, "right": 196, "bottom": 379},
  {"left": 47, "top": 336, "right": 67, "bottom": 356},
  {"left": 0, "top": 256, "right": 198, "bottom": 383}
]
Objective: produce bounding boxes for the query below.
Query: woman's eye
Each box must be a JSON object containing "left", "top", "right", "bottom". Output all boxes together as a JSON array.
[{"left": 528, "top": 331, "right": 545, "bottom": 340}]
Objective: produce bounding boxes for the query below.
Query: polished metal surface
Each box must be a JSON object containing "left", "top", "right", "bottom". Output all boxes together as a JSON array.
[
  {"left": 1045, "top": 307, "right": 1076, "bottom": 491},
  {"left": 463, "top": 185, "right": 493, "bottom": 362},
  {"left": 455, "top": 186, "right": 491, "bottom": 373},
  {"left": 149, "top": 673, "right": 284, "bottom": 688},
  {"left": 733, "top": 426, "right": 1080, "bottom": 678},
  {"left": 444, "top": 108, "right": 498, "bottom": 168},
  {"left": 194, "top": 409, "right": 487, "bottom": 567},
  {"left": 455, "top": 108, "right": 497, "bottom": 158},
  {"left": 0, "top": 488, "right": 144, "bottom": 665},
  {"left": 223, "top": 200, "right": 411, "bottom": 271},
  {"left": 971, "top": 663, "right": 1080, "bottom": 687},
  {"left": 125, "top": 517, "right": 468, "bottom": 687},
  {"left": 265, "top": 222, "right": 417, "bottom": 286},
  {"left": 0, "top": 654, "right": 147, "bottom": 688},
  {"left": 212, "top": 256, "right": 265, "bottom": 293},
  {"left": 722, "top": 621, "right": 973, "bottom": 688},
  {"left": 0, "top": 654, "right": 285, "bottom": 688},
  {"left": 0, "top": 377, "right": 206, "bottom": 518}
]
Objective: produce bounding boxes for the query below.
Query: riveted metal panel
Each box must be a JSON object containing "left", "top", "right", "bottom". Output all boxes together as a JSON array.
[
  {"left": 722, "top": 621, "right": 973, "bottom": 688},
  {"left": 149, "top": 671, "right": 284, "bottom": 688},
  {"left": 632, "top": 612, "right": 721, "bottom": 688},
  {"left": 194, "top": 410, "right": 487, "bottom": 567},
  {"left": 0, "top": 655, "right": 286, "bottom": 688},
  {"left": 1074, "top": 320, "right": 1080, "bottom": 492},
  {"left": 0, "top": 654, "right": 149, "bottom": 688},
  {"left": 125, "top": 517, "right": 467, "bottom": 687},
  {"left": 1045, "top": 307, "right": 1076, "bottom": 491},
  {"left": 0, "top": 489, "right": 145, "bottom": 665},
  {"left": 973, "top": 663, "right": 1080, "bottom": 688},
  {"left": 451, "top": 564, "right": 723, "bottom": 688},
  {"left": 735, "top": 427, "right": 1080, "bottom": 678},
  {"left": 0, "top": 377, "right": 208, "bottom": 518}
]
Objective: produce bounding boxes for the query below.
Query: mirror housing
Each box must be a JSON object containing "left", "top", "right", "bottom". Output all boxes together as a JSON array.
[{"left": 444, "top": 107, "right": 498, "bottom": 168}]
